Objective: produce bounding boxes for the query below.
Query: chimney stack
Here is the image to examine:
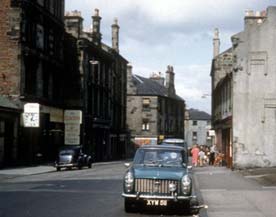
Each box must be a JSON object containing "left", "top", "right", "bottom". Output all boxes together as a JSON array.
[
  {"left": 213, "top": 28, "right": 220, "bottom": 58},
  {"left": 112, "top": 18, "right": 120, "bottom": 53},
  {"left": 165, "top": 65, "right": 175, "bottom": 97},
  {"left": 244, "top": 9, "right": 266, "bottom": 28},
  {"left": 92, "top": 8, "right": 102, "bottom": 46},
  {"left": 127, "top": 64, "right": 136, "bottom": 95},
  {"left": 64, "top": 10, "right": 83, "bottom": 38}
]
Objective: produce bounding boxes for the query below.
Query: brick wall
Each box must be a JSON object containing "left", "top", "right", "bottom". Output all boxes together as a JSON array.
[{"left": 0, "top": 0, "right": 21, "bottom": 96}]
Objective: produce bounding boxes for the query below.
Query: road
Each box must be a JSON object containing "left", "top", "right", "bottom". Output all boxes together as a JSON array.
[
  {"left": 0, "top": 162, "right": 203, "bottom": 217},
  {"left": 2, "top": 162, "right": 275, "bottom": 217}
]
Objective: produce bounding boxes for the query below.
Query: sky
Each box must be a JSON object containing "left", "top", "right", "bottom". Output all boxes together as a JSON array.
[{"left": 65, "top": 0, "right": 275, "bottom": 113}]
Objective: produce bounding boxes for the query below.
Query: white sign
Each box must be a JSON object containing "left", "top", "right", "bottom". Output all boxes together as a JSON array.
[
  {"left": 64, "top": 110, "right": 82, "bottom": 124},
  {"left": 65, "top": 124, "right": 80, "bottom": 145},
  {"left": 24, "top": 103, "right": 40, "bottom": 113}
]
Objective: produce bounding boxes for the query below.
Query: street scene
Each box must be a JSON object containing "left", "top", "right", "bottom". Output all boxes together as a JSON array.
[
  {"left": 1, "top": 0, "right": 276, "bottom": 217},
  {"left": 0, "top": 162, "right": 276, "bottom": 217}
]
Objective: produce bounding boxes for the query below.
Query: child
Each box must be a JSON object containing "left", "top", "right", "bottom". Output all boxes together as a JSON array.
[{"left": 198, "top": 149, "right": 206, "bottom": 167}]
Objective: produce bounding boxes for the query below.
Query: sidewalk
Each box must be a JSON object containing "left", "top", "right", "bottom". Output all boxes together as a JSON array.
[
  {"left": 194, "top": 166, "right": 276, "bottom": 217},
  {"left": 0, "top": 160, "right": 126, "bottom": 177}
]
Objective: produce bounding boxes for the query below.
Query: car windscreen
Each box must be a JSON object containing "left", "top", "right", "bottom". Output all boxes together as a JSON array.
[{"left": 133, "top": 149, "right": 185, "bottom": 167}]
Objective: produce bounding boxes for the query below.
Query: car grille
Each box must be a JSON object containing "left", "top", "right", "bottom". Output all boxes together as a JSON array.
[{"left": 135, "top": 178, "right": 180, "bottom": 195}]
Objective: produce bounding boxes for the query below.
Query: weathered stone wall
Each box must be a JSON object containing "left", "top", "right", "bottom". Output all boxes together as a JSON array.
[
  {"left": 232, "top": 6, "right": 276, "bottom": 168},
  {"left": 127, "top": 95, "right": 158, "bottom": 137},
  {"left": 0, "top": 0, "right": 21, "bottom": 96}
]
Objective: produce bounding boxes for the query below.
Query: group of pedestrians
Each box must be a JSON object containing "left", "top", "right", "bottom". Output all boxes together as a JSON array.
[{"left": 190, "top": 144, "right": 219, "bottom": 167}]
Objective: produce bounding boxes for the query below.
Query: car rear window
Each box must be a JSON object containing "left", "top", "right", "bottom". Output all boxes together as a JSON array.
[{"left": 59, "top": 150, "right": 75, "bottom": 155}]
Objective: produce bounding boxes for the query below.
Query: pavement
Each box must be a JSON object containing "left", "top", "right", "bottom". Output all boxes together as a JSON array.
[
  {"left": 1, "top": 162, "right": 276, "bottom": 185},
  {"left": 0, "top": 160, "right": 126, "bottom": 180},
  {"left": 238, "top": 166, "right": 276, "bottom": 186}
]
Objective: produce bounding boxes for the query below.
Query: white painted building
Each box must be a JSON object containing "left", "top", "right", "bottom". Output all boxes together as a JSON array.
[{"left": 185, "top": 109, "right": 212, "bottom": 148}]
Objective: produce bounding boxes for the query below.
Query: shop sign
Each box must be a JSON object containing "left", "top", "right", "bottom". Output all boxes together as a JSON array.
[
  {"left": 64, "top": 124, "right": 80, "bottom": 145},
  {"left": 64, "top": 110, "right": 82, "bottom": 124}
]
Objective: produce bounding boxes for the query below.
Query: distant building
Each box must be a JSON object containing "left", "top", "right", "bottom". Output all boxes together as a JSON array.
[
  {"left": 184, "top": 109, "right": 212, "bottom": 148},
  {"left": 64, "top": 9, "right": 128, "bottom": 161},
  {"left": 211, "top": 7, "right": 276, "bottom": 168},
  {"left": 127, "top": 65, "right": 185, "bottom": 150}
]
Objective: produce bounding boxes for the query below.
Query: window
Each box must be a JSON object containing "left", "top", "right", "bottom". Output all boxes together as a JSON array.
[
  {"left": 36, "top": 24, "right": 44, "bottom": 50},
  {"left": 142, "top": 98, "right": 150, "bottom": 107},
  {"left": 192, "top": 120, "right": 197, "bottom": 126},
  {"left": 192, "top": 131, "right": 197, "bottom": 140},
  {"left": 142, "top": 119, "right": 150, "bottom": 131}
]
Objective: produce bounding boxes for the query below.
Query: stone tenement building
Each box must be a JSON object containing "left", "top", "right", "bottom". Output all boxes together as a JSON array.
[
  {"left": 64, "top": 9, "right": 128, "bottom": 161},
  {"left": 0, "top": 2, "right": 129, "bottom": 167},
  {"left": 211, "top": 6, "right": 276, "bottom": 168},
  {"left": 127, "top": 65, "right": 185, "bottom": 148},
  {"left": 0, "top": 0, "right": 65, "bottom": 167},
  {"left": 184, "top": 109, "right": 212, "bottom": 148}
]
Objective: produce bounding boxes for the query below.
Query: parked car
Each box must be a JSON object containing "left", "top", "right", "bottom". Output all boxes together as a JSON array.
[
  {"left": 55, "top": 146, "right": 93, "bottom": 171},
  {"left": 122, "top": 145, "right": 205, "bottom": 214}
]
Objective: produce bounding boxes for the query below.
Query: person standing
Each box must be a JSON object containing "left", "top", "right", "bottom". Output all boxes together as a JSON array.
[
  {"left": 209, "top": 144, "right": 217, "bottom": 165},
  {"left": 198, "top": 148, "right": 206, "bottom": 167},
  {"left": 191, "top": 145, "right": 200, "bottom": 167}
]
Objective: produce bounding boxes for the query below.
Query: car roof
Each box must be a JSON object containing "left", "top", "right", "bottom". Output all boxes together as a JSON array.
[
  {"left": 139, "top": 145, "right": 184, "bottom": 151},
  {"left": 162, "top": 138, "right": 185, "bottom": 143},
  {"left": 60, "top": 145, "right": 81, "bottom": 150}
]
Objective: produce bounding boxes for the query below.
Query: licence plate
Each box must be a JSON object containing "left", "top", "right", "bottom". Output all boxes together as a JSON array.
[{"left": 146, "top": 199, "right": 167, "bottom": 206}]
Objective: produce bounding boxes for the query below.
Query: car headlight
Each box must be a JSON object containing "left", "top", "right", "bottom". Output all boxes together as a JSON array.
[
  {"left": 124, "top": 171, "right": 134, "bottom": 193},
  {"left": 181, "top": 175, "right": 192, "bottom": 195}
]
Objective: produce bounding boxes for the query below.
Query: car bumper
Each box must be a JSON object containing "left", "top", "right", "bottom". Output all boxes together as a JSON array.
[
  {"left": 122, "top": 193, "right": 195, "bottom": 200},
  {"left": 55, "top": 163, "right": 78, "bottom": 168}
]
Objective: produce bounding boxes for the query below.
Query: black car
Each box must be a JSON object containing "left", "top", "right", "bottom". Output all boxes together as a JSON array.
[
  {"left": 122, "top": 145, "right": 206, "bottom": 214},
  {"left": 55, "top": 146, "right": 93, "bottom": 171}
]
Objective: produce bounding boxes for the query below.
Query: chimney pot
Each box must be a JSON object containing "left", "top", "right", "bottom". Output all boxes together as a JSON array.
[
  {"left": 94, "top": 8, "right": 99, "bottom": 16},
  {"left": 245, "top": 9, "right": 254, "bottom": 17}
]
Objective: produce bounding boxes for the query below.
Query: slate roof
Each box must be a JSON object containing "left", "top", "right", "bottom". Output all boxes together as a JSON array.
[
  {"left": 132, "top": 74, "right": 184, "bottom": 101},
  {"left": 188, "top": 108, "right": 211, "bottom": 120}
]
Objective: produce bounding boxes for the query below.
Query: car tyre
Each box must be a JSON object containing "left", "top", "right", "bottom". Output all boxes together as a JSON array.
[
  {"left": 56, "top": 167, "right": 61, "bottom": 171},
  {"left": 124, "top": 198, "right": 136, "bottom": 213},
  {"left": 88, "top": 162, "right": 92, "bottom": 168}
]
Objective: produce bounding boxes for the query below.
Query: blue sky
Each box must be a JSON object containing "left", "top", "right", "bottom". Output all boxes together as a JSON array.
[{"left": 65, "top": 0, "right": 275, "bottom": 113}]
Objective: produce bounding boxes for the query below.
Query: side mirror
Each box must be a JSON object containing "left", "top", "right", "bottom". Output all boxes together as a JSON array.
[{"left": 124, "top": 163, "right": 130, "bottom": 168}]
